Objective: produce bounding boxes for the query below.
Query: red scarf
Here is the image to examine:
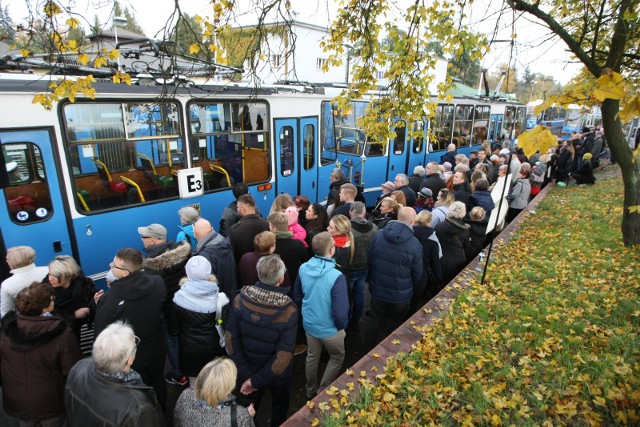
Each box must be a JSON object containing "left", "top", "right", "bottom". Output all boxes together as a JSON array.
[{"left": 332, "top": 234, "right": 350, "bottom": 248}]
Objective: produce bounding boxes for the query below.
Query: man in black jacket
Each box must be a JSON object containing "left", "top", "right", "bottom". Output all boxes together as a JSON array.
[
  {"left": 228, "top": 194, "right": 270, "bottom": 263},
  {"left": 94, "top": 248, "right": 167, "bottom": 409},
  {"left": 225, "top": 255, "right": 298, "bottom": 427},
  {"left": 421, "top": 162, "right": 446, "bottom": 202},
  {"left": 193, "top": 218, "right": 238, "bottom": 297},
  {"left": 138, "top": 223, "right": 191, "bottom": 387}
]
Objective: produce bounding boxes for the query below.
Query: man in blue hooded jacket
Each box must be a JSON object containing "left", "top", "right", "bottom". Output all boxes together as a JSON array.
[
  {"left": 366, "top": 207, "right": 423, "bottom": 349},
  {"left": 294, "top": 232, "right": 349, "bottom": 400}
]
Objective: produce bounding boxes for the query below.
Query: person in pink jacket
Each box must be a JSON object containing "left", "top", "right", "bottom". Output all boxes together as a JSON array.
[{"left": 285, "top": 206, "right": 308, "bottom": 247}]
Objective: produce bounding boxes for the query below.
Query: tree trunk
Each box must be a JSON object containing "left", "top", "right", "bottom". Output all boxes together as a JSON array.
[{"left": 601, "top": 98, "right": 640, "bottom": 246}]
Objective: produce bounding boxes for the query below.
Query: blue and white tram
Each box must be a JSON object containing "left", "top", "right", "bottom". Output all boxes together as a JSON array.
[{"left": 0, "top": 74, "right": 524, "bottom": 283}]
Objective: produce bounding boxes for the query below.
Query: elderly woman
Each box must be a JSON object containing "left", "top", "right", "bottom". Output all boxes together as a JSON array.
[
  {"left": 431, "top": 188, "right": 456, "bottom": 228},
  {"left": 65, "top": 322, "right": 166, "bottom": 426},
  {"left": 435, "top": 201, "right": 471, "bottom": 284},
  {"left": 0, "top": 282, "right": 81, "bottom": 427},
  {"left": 174, "top": 357, "right": 255, "bottom": 427},
  {"left": 43, "top": 255, "right": 98, "bottom": 339},
  {"left": 0, "top": 246, "right": 49, "bottom": 318},
  {"left": 176, "top": 206, "right": 200, "bottom": 250}
]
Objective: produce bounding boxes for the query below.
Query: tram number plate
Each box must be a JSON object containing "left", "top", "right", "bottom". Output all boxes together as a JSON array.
[{"left": 176, "top": 167, "right": 204, "bottom": 199}]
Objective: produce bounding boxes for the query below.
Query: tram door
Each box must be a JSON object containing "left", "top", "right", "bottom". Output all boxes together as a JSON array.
[
  {"left": 0, "top": 128, "right": 74, "bottom": 269},
  {"left": 387, "top": 122, "right": 408, "bottom": 180},
  {"left": 274, "top": 117, "right": 319, "bottom": 201},
  {"left": 489, "top": 114, "right": 503, "bottom": 141}
]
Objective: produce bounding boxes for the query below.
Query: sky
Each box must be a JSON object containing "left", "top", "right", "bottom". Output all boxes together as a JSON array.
[{"left": 4, "top": 0, "right": 581, "bottom": 85}]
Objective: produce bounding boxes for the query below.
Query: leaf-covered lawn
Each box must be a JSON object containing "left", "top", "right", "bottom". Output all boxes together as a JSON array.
[{"left": 319, "top": 175, "right": 640, "bottom": 426}]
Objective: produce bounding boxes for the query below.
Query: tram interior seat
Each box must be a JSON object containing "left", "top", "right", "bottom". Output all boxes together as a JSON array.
[
  {"left": 76, "top": 189, "right": 91, "bottom": 211},
  {"left": 206, "top": 163, "right": 232, "bottom": 190},
  {"left": 137, "top": 154, "right": 175, "bottom": 188},
  {"left": 120, "top": 176, "right": 146, "bottom": 203},
  {"left": 91, "top": 158, "right": 127, "bottom": 194}
]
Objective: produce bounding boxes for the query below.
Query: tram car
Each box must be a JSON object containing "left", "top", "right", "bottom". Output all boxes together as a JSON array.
[{"left": 0, "top": 73, "right": 525, "bottom": 283}]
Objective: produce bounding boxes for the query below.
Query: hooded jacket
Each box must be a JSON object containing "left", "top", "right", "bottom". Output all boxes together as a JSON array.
[
  {"left": 225, "top": 283, "right": 298, "bottom": 389},
  {"left": 368, "top": 221, "right": 423, "bottom": 303},
  {"left": 349, "top": 218, "right": 378, "bottom": 271},
  {"left": 93, "top": 271, "right": 166, "bottom": 370},
  {"left": 294, "top": 256, "right": 349, "bottom": 339},
  {"left": 176, "top": 223, "right": 197, "bottom": 250},
  {"left": 65, "top": 358, "right": 165, "bottom": 427},
  {"left": 0, "top": 313, "right": 81, "bottom": 421},
  {"left": 435, "top": 217, "right": 471, "bottom": 283},
  {"left": 468, "top": 190, "right": 495, "bottom": 217},
  {"left": 193, "top": 231, "right": 238, "bottom": 297},
  {"left": 143, "top": 241, "right": 191, "bottom": 317}
]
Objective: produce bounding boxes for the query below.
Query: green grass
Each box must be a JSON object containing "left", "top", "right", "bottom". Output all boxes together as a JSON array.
[{"left": 315, "top": 174, "right": 640, "bottom": 426}]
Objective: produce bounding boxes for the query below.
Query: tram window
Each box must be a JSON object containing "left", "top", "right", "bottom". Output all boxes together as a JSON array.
[
  {"left": 62, "top": 100, "right": 184, "bottom": 212},
  {"left": 188, "top": 101, "right": 270, "bottom": 188},
  {"left": 320, "top": 102, "right": 338, "bottom": 165},
  {"left": 412, "top": 121, "right": 425, "bottom": 153},
  {"left": 392, "top": 122, "right": 406, "bottom": 154},
  {"left": 302, "top": 124, "right": 315, "bottom": 171},
  {"left": 432, "top": 104, "right": 454, "bottom": 151},
  {"left": 454, "top": 105, "right": 474, "bottom": 147},
  {"left": 2, "top": 142, "right": 54, "bottom": 224},
  {"left": 472, "top": 105, "right": 490, "bottom": 145},
  {"left": 279, "top": 126, "right": 295, "bottom": 177}
]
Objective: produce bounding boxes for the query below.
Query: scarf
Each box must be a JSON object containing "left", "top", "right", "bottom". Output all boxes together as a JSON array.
[
  {"left": 332, "top": 234, "right": 350, "bottom": 248},
  {"left": 173, "top": 280, "right": 219, "bottom": 313},
  {"left": 98, "top": 368, "right": 142, "bottom": 383}
]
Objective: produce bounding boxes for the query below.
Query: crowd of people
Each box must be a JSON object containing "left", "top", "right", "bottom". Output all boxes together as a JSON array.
[{"left": 0, "top": 130, "right": 607, "bottom": 426}]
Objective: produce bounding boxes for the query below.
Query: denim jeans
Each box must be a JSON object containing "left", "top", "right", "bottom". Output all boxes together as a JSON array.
[{"left": 347, "top": 269, "right": 368, "bottom": 320}]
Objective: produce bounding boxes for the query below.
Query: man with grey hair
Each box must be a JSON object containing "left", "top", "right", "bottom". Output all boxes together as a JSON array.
[
  {"left": 327, "top": 168, "right": 347, "bottom": 203},
  {"left": 409, "top": 165, "right": 425, "bottom": 192},
  {"left": 440, "top": 142, "right": 458, "bottom": 165},
  {"left": 366, "top": 207, "right": 423, "bottom": 349},
  {"left": 393, "top": 173, "right": 416, "bottom": 207},
  {"left": 421, "top": 161, "right": 446, "bottom": 202},
  {"left": 294, "top": 232, "right": 349, "bottom": 399},
  {"left": 65, "top": 321, "right": 166, "bottom": 426},
  {"left": 225, "top": 254, "right": 298, "bottom": 426}
]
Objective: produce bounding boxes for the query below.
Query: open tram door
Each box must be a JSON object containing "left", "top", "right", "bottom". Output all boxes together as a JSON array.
[
  {"left": 274, "top": 117, "right": 319, "bottom": 202},
  {"left": 0, "top": 128, "right": 74, "bottom": 279}
]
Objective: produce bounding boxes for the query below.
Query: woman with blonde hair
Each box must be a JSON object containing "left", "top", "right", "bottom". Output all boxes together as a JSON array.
[
  {"left": 269, "top": 193, "right": 293, "bottom": 215},
  {"left": 431, "top": 188, "right": 456, "bottom": 228},
  {"left": 0, "top": 246, "right": 49, "bottom": 318},
  {"left": 174, "top": 357, "right": 255, "bottom": 427},
  {"left": 389, "top": 190, "right": 407, "bottom": 207},
  {"left": 327, "top": 214, "right": 354, "bottom": 274},
  {"left": 372, "top": 197, "right": 399, "bottom": 229}
]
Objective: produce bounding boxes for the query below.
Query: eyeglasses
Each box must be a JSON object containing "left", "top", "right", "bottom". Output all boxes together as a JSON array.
[
  {"left": 134, "top": 335, "right": 140, "bottom": 346},
  {"left": 110, "top": 262, "right": 130, "bottom": 273},
  {"left": 140, "top": 236, "right": 152, "bottom": 239}
]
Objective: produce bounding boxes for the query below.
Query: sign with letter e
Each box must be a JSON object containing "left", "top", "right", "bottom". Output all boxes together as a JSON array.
[{"left": 177, "top": 167, "right": 204, "bottom": 199}]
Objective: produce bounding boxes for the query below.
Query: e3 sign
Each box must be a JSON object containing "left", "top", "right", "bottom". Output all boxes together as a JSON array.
[{"left": 177, "top": 167, "right": 204, "bottom": 199}]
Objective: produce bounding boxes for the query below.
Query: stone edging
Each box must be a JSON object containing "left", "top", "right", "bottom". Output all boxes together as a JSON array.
[{"left": 282, "top": 183, "right": 554, "bottom": 426}]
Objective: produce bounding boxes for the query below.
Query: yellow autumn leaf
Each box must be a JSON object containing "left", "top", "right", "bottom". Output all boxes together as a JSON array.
[
  {"left": 306, "top": 401, "right": 315, "bottom": 408},
  {"left": 318, "top": 402, "right": 329, "bottom": 411},
  {"left": 107, "top": 49, "right": 120, "bottom": 60},
  {"left": 345, "top": 368, "right": 354, "bottom": 376},
  {"left": 360, "top": 371, "right": 367, "bottom": 377},
  {"left": 66, "top": 18, "right": 80, "bottom": 29},
  {"left": 94, "top": 56, "right": 107, "bottom": 68},
  {"left": 592, "top": 73, "right": 626, "bottom": 101},
  {"left": 629, "top": 205, "right": 640, "bottom": 214},
  {"left": 372, "top": 353, "right": 380, "bottom": 358},
  {"left": 593, "top": 396, "right": 606, "bottom": 406},
  {"left": 77, "top": 53, "right": 90, "bottom": 65},
  {"left": 533, "top": 97, "right": 557, "bottom": 115},
  {"left": 517, "top": 125, "right": 557, "bottom": 158},
  {"left": 391, "top": 339, "right": 400, "bottom": 345},
  {"left": 311, "top": 418, "right": 319, "bottom": 426},
  {"left": 67, "top": 39, "right": 77, "bottom": 51},
  {"left": 382, "top": 392, "right": 395, "bottom": 402},
  {"left": 44, "top": 0, "right": 61, "bottom": 17},
  {"left": 491, "top": 413, "right": 503, "bottom": 426},
  {"left": 326, "top": 386, "right": 339, "bottom": 396},
  {"left": 619, "top": 94, "right": 640, "bottom": 124},
  {"left": 189, "top": 43, "right": 200, "bottom": 55},
  {"left": 20, "top": 49, "right": 30, "bottom": 58}
]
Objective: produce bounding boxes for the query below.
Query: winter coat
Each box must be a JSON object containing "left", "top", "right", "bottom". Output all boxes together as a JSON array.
[
  {"left": 350, "top": 218, "right": 378, "bottom": 271},
  {"left": 412, "top": 225, "right": 443, "bottom": 290},
  {"left": 294, "top": 256, "right": 349, "bottom": 339},
  {"left": 288, "top": 222, "right": 308, "bottom": 247},
  {"left": 94, "top": 271, "right": 166, "bottom": 371},
  {"left": 42, "top": 272, "right": 97, "bottom": 339},
  {"left": 508, "top": 178, "right": 532, "bottom": 210},
  {"left": 453, "top": 181, "right": 470, "bottom": 205},
  {"left": 368, "top": 221, "right": 423, "bottom": 303},
  {"left": 176, "top": 223, "right": 197, "bottom": 251},
  {"left": 228, "top": 214, "right": 270, "bottom": 263},
  {"left": 430, "top": 206, "right": 448, "bottom": 228},
  {"left": 174, "top": 389, "right": 254, "bottom": 427},
  {"left": 421, "top": 173, "right": 446, "bottom": 201},
  {"left": 398, "top": 185, "right": 417, "bottom": 208},
  {"left": 372, "top": 211, "right": 397, "bottom": 230},
  {"left": 193, "top": 231, "right": 238, "bottom": 297},
  {"left": 219, "top": 201, "right": 241, "bottom": 237},
  {"left": 238, "top": 252, "right": 264, "bottom": 288},
  {"left": 0, "top": 264, "right": 49, "bottom": 318},
  {"left": 327, "top": 179, "right": 347, "bottom": 203},
  {"left": 304, "top": 221, "right": 326, "bottom": 254},
  {"left": 143, "top": 241, "right": 191, "bottom": 318},
  {"left": 0, "top": 313, "right": 81, "bottom": 422},
  {"left": 465, "top": 219, "right": 488, "bottom": 262},
  {"left": 408, "top": 174, "right": 423, "bottom": 193},
  {"left": 555, "top": 147, "right": 573, "bottom": 182},
  {"left": 440, "top": 150, "right": 457, "bottom": 166},
  {"left": 65, "top": 358, "right": 165, "bottom": 427},
  {"left": 435, "top": 217, "right": 471, "bottom": 284},
  {"left": 225, "top": 283, "right": 298, "bottom": 389},
  {"left": 274, "top": 231, "right": 308, "bottom": 287},
  {"left": 468, "top": 191, "right": 495, "bottom": 217}
]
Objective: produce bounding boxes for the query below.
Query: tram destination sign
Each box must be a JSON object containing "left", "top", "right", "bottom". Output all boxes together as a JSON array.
[{"left": 176, "top": 167, "right": 204, "bottom": 199}]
